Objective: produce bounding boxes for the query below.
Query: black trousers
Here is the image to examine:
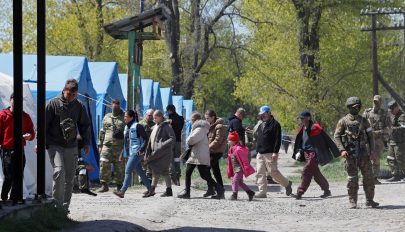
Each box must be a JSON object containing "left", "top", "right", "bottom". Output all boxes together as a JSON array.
[
  {"left": 1, "top": 150, "right": 26, "bottom": 201},
  {"left": 210, "top": 153, "right": 224, "bottom": 187},
  {"left": 185, "top": 163, "right": 218, "bottom": 192}
]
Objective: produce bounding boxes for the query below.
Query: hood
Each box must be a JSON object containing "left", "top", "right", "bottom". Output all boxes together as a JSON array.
[
  {"left": 192, "top": 119, "right": 210, "bottom": 131},
  {"left": 211, "top": 118, "right": 225, "bottom": 128}
]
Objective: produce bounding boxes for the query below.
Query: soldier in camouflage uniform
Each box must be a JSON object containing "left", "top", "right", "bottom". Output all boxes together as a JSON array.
[
  {"left": 363, "top": 95, "right": 390, "bottom": 184},
  {"left": 386, "top": 101, "right": 405, "bottom": 181},
  {"left": 334, "top": 97, "right": 379, "bottom": 209},
  {"left": 97, "top": 100, "right": 126, "bottom": 192},
  {"left": 139, "top": 109, "right": 155, "bottom": 180}
]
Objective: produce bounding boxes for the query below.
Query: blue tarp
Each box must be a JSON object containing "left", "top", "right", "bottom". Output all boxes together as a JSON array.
[
  {"left": 153, "top": 82, "right": 163, "bottom": 112},
  {"left": 88, "top": 62, "right": 126, "bottom": 141},
  {"left": 140, "top": 79, "right": 153, "bottom": 116},
  {"left": 183, "top": 99, "right": 195, "bottom": 121},
  {"left": 118, "top": 74, "right": 128, "bottom": 101},
  {"left": 172, "top": 95, "right": 184, "bottom": 116},
  {"left": 160, "top": 87, "right": 172, "bottom": 115},
  {"left": 0, "top": 54, "right": 100, "bottom": 181}
]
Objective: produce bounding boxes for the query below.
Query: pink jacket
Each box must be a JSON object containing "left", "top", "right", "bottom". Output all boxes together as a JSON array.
[{"left": 227, "top": 143, "right": 255, "bottom": 178}]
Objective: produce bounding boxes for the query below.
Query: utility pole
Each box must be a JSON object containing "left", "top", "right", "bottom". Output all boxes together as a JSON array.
[{"left": 360, "top": 7, "right": 405, "bottom": 96}]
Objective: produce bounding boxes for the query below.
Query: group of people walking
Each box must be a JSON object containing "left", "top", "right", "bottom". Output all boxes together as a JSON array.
[{"left": 1, "top": 78, "right": 404, "bottom": 211}]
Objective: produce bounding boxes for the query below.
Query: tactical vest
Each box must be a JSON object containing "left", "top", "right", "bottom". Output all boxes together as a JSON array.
[
  {"left": 364, "top": 108, "right": 387, "bottom": 132},
  {"left": 390, "top": 110, "right": 405, "bottom": 144},
  {"left": 341, "top": 114, "right": 369, "bottom": 157}
]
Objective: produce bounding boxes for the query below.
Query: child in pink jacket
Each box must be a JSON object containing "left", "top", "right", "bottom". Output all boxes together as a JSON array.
[{"left": 227, "top": 131, "right": 256, "bottom": 201}]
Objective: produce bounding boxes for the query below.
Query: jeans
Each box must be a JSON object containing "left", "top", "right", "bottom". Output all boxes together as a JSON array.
[
  {"left": 210, "top": 153, "right": 224, "bottom": 187},
  {"left": 121, "top": 154, "right": 151, "bottom": 193},
  {"left": 185, "top": 164, "right": 217, "bottom": 192}
]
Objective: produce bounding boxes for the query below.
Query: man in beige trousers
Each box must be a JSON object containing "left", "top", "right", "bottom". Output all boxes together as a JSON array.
[{"left": 255, "top": 106, "right": 292, "bottom": 198}]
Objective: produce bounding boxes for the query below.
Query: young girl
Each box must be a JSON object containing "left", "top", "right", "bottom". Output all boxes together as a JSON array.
[
  {"left": 113, "top": 110, "right": 152, "bottom": 198},
  {"left": 227, "top": 131, "right": 256, "bottom": 201}
]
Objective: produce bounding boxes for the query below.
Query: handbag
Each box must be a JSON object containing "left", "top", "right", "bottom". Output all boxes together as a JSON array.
[{"left": 180, "top": 147, "right": 192, "bottom": 162}]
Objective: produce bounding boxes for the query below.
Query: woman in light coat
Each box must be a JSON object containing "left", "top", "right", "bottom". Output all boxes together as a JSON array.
[{"left": 178, "top": 112, "right": 225, "bottom": 199}]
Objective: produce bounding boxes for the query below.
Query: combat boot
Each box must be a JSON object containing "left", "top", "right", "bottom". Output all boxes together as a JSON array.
[
  {"left": 246, "top": 190, "right": 255, "bottom": 201},
  {"left": 229, "top": 192, "right": 237, "bottom": 201},
  {"left": 203, "top": 186, "right": 216, "bottom": 197},
  {"left": 161, "top": 187, "right": 173, "bottom": 197},
  {"left": 97, "top": 182, "right": 109, "bottom": 193},
  {"left": 366, "top": 200, "right": 379, "bottom": 208}
]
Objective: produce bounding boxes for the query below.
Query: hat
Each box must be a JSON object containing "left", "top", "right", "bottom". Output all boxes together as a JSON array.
[
  {"left": 298, "top": 110, "right": 311, "bottom": 119},
  {"left": 10, "top": 93, "right": 13, "bottom": 99},
  {"left": 258, "top": 105, "right": 271, "bottom": 115},
  {"left": 228, "top": 131, "right": 240, "bottom": 142},
  {"left": 388, "top": 100, "right": 398, "bottom": 110}
]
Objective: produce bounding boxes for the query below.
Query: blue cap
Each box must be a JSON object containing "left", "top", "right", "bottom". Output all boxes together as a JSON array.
[
  {"left": 298, "top": 110, "right": 311, "bottom": 118},
  {"left": 258, "top": 105, "right": 271, "bottom": 115}
]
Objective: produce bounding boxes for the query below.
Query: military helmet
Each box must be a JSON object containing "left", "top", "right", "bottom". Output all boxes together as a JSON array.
[{"left": 346, "top": 97, "right": 362, "bottom": 107}]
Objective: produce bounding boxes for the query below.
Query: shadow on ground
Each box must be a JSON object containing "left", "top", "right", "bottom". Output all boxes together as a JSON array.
[{"left": 64, "top": 220, "right": 266, "bottom": 232}]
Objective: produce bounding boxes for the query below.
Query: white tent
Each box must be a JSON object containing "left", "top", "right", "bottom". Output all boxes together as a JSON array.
[{"left": 0, "top": 72, "right": 53, "bottom": 199}]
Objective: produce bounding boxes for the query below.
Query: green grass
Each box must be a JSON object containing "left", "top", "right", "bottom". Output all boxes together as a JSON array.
[{"left": 0, "top": 204, "right": 77, "bottom": 232}]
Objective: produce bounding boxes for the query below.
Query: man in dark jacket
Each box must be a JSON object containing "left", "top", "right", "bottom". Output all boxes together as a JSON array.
[
  {"left": 291, "top": 110, "right": 340, "bottom": 200},
  {"left": 228, "top": 108, "right": 246, "bottom": 145},
  {"left": 167, "top": 104, "right": 184, "bottom": 186},
  {"left": 255, "top": 105, "right": 292, "bottom": 198},
  {"left": 46, "top": 79, "right": 91, "bottom": 210}
]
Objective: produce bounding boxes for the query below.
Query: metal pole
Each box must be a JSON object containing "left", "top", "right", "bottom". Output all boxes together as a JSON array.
[
  {"left": 13, "top": 0, "right": 24, "bottom": 203},
  {"left": 371, "top": 14, "right": 379, "bottom": 95},
  {"left": 37, "top": 0, "right": 46, "bottom": 198}
]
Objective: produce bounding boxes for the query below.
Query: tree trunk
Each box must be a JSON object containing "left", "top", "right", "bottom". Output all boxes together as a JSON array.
[{"left": 95, "top": 0, "right": 104, "bottom": 60}]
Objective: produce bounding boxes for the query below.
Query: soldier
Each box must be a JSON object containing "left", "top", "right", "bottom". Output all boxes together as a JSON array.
[
  {"left": 386, "top": 100, "right": 405, "bottom": 181},
  {"left": 363, "top": 95, "right": 390, "bottom": 184},
  {"left": 97, "top": 100, "right": 126, "bottom": 192},
  {"left": 334, "top": 97, "right": 379, "bottom": 209}
]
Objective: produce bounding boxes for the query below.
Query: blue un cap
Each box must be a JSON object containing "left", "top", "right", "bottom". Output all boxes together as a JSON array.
[{"left": 258, "top": 105, "right": 271, "bottom": 115}]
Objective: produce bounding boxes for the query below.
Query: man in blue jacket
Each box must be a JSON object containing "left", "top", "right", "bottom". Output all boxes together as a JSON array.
[{"left": 291, "top": 110, "right": 340, "bottom": 200}]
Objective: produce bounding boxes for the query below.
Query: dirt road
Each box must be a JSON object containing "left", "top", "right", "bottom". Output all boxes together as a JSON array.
[{"left": 65, "top": 155, "right": 405, "bottom": 232}]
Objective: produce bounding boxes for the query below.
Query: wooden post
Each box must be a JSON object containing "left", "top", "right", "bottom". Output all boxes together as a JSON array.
[{"left": 371, "top": 14, "right": 379, "bottom": 95}]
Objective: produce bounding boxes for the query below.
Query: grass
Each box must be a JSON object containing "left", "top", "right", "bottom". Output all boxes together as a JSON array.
[{"left": 0, "top": 204, "right": 77, "bottom": 232}]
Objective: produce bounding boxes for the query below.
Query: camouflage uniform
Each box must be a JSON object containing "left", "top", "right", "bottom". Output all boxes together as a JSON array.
[
  {"left": 363, "top": 97, "right": 390, "bottom": 180},
  {"left": 388, "top": 103, "right": 405, "bottom": 179},
  {"left": 98, "top": 110, "right": 126, "bottom": 188},
  {"left": 334, "top": 97, "right": 377, "bottom": 208},
  {"left": 139, "top": 118, "right": 155, "bottom": 178}
]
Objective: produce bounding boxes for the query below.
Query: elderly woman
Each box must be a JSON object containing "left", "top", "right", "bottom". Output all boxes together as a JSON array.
[
  {"left": 144, "top": 110, "right": 176, "bottom": 197},
  {"left": 178, "top": 112, "right": 225, "bottom": 199}
]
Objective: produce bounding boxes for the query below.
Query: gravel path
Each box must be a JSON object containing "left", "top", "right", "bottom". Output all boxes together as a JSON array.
[{"left": 65, "top": 154, "right": 405, "bottom": 232}]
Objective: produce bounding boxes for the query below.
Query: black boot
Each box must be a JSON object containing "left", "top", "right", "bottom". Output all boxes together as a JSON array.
[
  {"left": 366, "top": 200, "right": 379, "bottom": 208},
  {"left": 320, "top": 190, "right": 331, "bottom": 198},
  {"left": 203, "top": 186, "right": 216, "bottom": 197},
  {"left": 81, "top": 189, "right": 97, "bottom": 196},
  {"left": 211, "top": 185, "right": 225, "bottom": 199},
  {"left": 291, "top": 192, "right": 302, "bottom": 200},
  {"left": 246, "top": 190, "right": 255, "bottom": 201},
  {"left": 161, "top": 187, "right": 173, "bottom": 197},
  {"left": 178, "top": 189, "right": 190, "bottom": 199},
  {"left": 229, "top": 192, "right": 237, "bottom": 201}
]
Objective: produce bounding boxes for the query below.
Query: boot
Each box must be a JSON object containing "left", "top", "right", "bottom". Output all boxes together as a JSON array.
[
  {"left": 349, "top": 197, "right": 357, "bottom": 209},
  {"left": 113, "top": 190, "right": 125, "bottom": 198},
  {"left": 81, "top": 189, "right": 97, "bottom": 196},
  {"left": 161, "top": 187, "right": 173, "bottom": 197},
  {"left": 144, "top": 186, "right": 156, "bottom": 198},
  {"left": 320, "top": 190, "right": 331, "bottom": 198},
  {"left": 366, "top": 200, "right": 379, "bottom": 208},
  {"left": 229, "top": 192, "right": 237, "bottom": 201},
  {"left": 116, "top": 184, "right": 122, "bottom": 192},
  {"left": 203, "top": 186, "right": 216, "bottom": 198},
  {"left": 291, "top": 192, "right": 302, "bottom": 200},
  {"left": 246, "top": 190, "right": 255, "bottom": 201},
  {"left": 211, "top": 185, "right": 225, "bottom": 199},
  {"left": 386, "top": 175, "right": 401, "bottom": 182},
  {"left": 285, "top": 181, "right": 293, "bottom": 196},
  {"left": 374, "top": 178, "right": 382, "bottom": 185},
  {"left": 178, "top": 189, "right": 190, "bottom": 199},
  {"left": 97, "top": 182, "right": 109, "bottom": 193}
]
